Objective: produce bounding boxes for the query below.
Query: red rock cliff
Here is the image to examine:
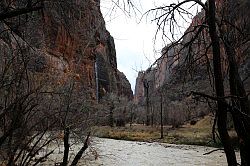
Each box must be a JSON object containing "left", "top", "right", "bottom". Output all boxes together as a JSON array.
[
  {"left": 0, "top": 0, "right": 133, "bottom": 100},
  {"left": 134, "top": 0, "right": 249, "bottom": 109}
]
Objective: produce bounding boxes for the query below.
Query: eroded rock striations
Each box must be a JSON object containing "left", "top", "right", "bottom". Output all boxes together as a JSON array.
[{"left": 0, "top": 0, "right": 133, "bottom": 100}]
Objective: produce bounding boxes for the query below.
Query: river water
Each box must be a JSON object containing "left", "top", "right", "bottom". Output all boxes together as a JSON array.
[
  {"left": 41, "top": 137, "right": 240, "bottom": 166},
  {"left": 80, "top": 138, "right": 239, "bottom": 166}
]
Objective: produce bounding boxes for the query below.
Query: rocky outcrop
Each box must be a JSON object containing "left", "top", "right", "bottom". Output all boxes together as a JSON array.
[
  {"left": 0, "top": 0, "right": 133, "bottom": 100},
  {"left": 134, "top": 0, "right": 250, "bottom": 124},
  {"left": 134, "top": 71, "right": 145, "bottom": 104}
]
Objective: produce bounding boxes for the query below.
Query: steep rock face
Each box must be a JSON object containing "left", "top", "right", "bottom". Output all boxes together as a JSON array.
[
  {"left": 134, "top": 0, "right": 250, "bottom": 123},
  {"left": 134, "top": 71, "right": 145, "bottom": 104},
  {"left": 0, "top": 0, "right": 133, "bottom": 100},
  {"left": 134, "top": 69, "right": 156, "bottom": 104}
]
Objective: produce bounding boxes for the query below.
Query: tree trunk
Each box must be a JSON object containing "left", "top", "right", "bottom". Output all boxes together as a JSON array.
[
  {"left": 218, "top": 1, "right": 250, "bottom": 163},
  {"left": 151, "top": 105, "right": 154, "bottom": 127},
  {"left": 160, "top": 93, "right": 164, "bottom": 139},
  {"left": 61, "top": 127, "right": 70, "bottom": 166},
  {"left": 207, "top": 0, "right": 237, "bottom": 165},
  {"left": 109, "top": 103, "right": 114, "bottom": 127},
  {"left": 222, "top": 38, "right": 250, "bottom": 166},
  {"left": 71, "top": 132, "right": 90, "bottom": 166},
  {"left": 130, "top": 107, "right": 133, "bottom": 127},
  {"left": 144, "top": 80, "right": 150, "bottom": 126}
]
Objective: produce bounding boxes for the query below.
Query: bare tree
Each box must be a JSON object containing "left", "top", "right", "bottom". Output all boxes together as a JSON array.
[
  {"left": 143, "top": 0, "right": 249, "bottom": 165},
  {"left": 0, "top": 0, "right": 101, "bottom": 164},
  {"left": 160, "top": 91, "right": 164, "bottom": 139},
  {"left": 143, "top": 79, "right": 150, "bottom": 126}
]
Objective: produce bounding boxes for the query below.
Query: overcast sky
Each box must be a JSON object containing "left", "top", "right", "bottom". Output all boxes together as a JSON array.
[{"left": 100, "top": 0, "right": 203, "bottom": 93}]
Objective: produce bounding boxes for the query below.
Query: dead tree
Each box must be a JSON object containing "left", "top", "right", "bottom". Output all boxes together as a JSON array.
[
  {"left": 144, "top": 0, "right": 250, "bottom": 165},
  {"left": 109, "top": 102, "right": 114, "bottom": 127},
  {"left": 206, "top": 0, "right": 236, "bottom": 164},
  {"left": 160, "top": 92, "right": 164, "bottom": 139},
  {"left": 1, "top": 1, "right": 95, "bottom": 165},
  {"left": 143, "top": 79, "right": 150, "bottom": 126},
  {"left": 218, "top": 1, "right": 250, "bottom": 164}
]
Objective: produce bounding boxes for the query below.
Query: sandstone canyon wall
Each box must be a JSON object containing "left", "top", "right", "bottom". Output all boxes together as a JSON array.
[
  {"left": 134, "top": 0, "right": 250, "bottom": 124},
  {"left": 0, "top": 0, "right": 133, "bottom": 101}
]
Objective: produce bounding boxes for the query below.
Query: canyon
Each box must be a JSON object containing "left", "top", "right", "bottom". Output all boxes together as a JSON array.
[
  {"left": 0, "top": 0, "right": 249, "bottom": 165},
  {"left": 134, "top": 0, "right": 250, "bottom": 125},
  {"left": 0, "top": 0, "right": 133, "bottom": 102}
]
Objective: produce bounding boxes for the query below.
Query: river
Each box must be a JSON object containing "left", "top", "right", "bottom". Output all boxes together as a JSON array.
[
  {"left": 41, "top": 137, "right": 240, "bottom": 166},
  {"left": 79, "top": 138, "right": 239, "bottom": 166}
]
